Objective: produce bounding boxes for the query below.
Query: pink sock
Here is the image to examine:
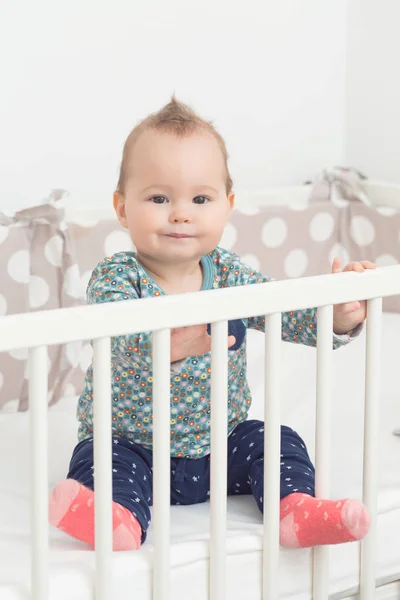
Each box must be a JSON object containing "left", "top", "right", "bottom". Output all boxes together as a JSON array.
[
  {"left": 49, "top": 479, "right": 142, "bottom": 551},
  {"left": 279, "top": 493, "right": 370, "bottom": 548}
]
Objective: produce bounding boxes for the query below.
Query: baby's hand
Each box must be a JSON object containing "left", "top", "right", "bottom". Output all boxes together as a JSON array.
[
  {"left": 332, "top": 257, "right": 376, "bottom": 335},
  {"left": 170, "top": 325, "right": 236, "bottom": 362}
]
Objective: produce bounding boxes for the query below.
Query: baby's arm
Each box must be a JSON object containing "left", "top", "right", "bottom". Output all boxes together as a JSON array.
[
  {"left": 86, "top": 254, "right": 152, "bottom": 366},
  {"left": 220, "top": 251, "right": 361, "bottom": 350},
  {"left": 245, "top": 306, "right": 361, "bottom": 350}
]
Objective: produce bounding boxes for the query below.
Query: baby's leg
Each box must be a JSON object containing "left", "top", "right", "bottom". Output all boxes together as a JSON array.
[
  {"left": 170, "top": 453, "right": 211, "bottom": 506},
  {"left": 232, "top": 422, "right": 370, "bottom": 547},
  {"left": 49, "top": 437, "right": 152, "bottom": 550},
  {"left": 276, "top": 426, "right": 370, "bottom": 548}
]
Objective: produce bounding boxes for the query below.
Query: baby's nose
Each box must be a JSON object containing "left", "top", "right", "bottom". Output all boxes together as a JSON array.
[{"left": 170, "top": 208, "right": 191, "bottom": 223}]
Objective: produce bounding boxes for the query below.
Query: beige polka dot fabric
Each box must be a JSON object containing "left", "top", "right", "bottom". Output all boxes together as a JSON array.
[
  {"left": 0, "top": 187, "right": 399, "bottom": 412},
  {"left": 226, "top": 200, "right": 400, "bottom": 313},
  {"left": 0, "top": 197, "right": 136, "bottom": 412},
  {"left": 0, "top": 197, "right": 67, "bottom": 410},
  {"left": 0, "top": 194, "right": 94, "bottom": 412}
]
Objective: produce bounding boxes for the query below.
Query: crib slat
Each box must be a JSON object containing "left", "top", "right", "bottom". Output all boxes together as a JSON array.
[
  {"left": 29, "top": 346, "right": 49, "bottom": 600},
  {"left": 263, "top": 313, "right": 282, "bottom": 600},
  {"left": 210, "top": 320, "right": 228, "bottom": 600},
  {"left": 93, "top": 337, "right": 113, "bottom": 600},
  {"left": 152, "top": 329, "right": 171, "bottom": 600},
  {"left": 313, "top": 305, "right": 333, "bottom": 600},
  {"left": 360, "top": 297, "right": 382, "bottom": 599}
]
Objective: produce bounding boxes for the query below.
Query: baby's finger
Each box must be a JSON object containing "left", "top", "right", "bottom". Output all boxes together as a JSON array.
[
  {"left": 228, "top": 335, "right": 236, "bottom": 348},
  {"left": 331, "top": 256, "right": 341, "bottom": 273},
  {"left": 338, "top": 301, "right": 361, "bottom": 314},
  {"left": 359, "top": 261, "right": 376, "bottom": 270},
  {"left": 343, "top": 261, "right": 365, "bottom": 273}
]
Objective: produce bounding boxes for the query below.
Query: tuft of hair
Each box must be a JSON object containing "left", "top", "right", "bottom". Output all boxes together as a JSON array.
[
  {"left": 147, "top": 95, "right": 201, "bottom": 135},
  {"left": 116, "top": 96, "right": 233, "bottom": 194}
]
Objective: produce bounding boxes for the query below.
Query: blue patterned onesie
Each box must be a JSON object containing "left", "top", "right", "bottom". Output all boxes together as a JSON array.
[{"left": 68, "top": 247, "right": 357, "bottom": 540}]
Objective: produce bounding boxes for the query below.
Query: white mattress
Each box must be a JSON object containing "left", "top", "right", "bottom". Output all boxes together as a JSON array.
[{"left": 0, "top": 314, "right": 399, "bottom": 600}]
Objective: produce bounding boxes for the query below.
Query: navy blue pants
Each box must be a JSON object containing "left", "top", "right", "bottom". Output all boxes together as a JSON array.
[{"left": 68, "top": 420, "right": 314, "bottom": 543}]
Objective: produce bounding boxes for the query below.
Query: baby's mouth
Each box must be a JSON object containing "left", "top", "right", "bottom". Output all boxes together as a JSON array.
[{"left": 166, "top": 233, "right": 193, "bottom": 239}]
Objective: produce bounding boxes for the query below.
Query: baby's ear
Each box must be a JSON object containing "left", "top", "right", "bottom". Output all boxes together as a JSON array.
[
  {"left": 113, "top": 192, "right": 128, "bottom": 228},
  {"left": 228, "top": 192, "right": 235, "bottom": 212}
]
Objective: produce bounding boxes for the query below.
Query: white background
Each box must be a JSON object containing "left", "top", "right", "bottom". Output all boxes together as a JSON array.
[
  {"left": 0, "top": 0, "right": 396, "bottom": 212},
  {"left": 345, "top": 0, "right": 400, "bottom": 181}
]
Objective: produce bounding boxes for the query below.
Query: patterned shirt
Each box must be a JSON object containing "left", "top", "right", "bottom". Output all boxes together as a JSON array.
[{"left": 77, "top": 247, "right": 356, "bottom": 458}]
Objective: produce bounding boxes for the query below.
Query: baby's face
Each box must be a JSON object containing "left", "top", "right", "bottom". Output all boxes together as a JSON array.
[{"left": 114, "top": 130, "right": 234, "bottom": 265}]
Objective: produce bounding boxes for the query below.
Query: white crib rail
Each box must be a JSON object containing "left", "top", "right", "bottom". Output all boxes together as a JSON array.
[
  {"left": 152, "top": 329, "right": 172, "bottom": 600},
  {"left": 29, "top": 346, "right": 49, "bottom": 600},
  {"left": 1, "top": 265, "right": 399, "bottom": 600},
  {"left": 1, "top": 266, "right": 398, "bottom": 352},
  {"left": 210, "top": 321, "right": 229, "bottom": 600},
  {"left": 313, "top": 305, "right": 334, "bottom": 599},
  {"left": 92, "top": 337, "right": 113, "bottom": 600},
  {"left": 263, "top": 312, "right": 282, "bottom": 600},
  {"left": 360, "top": 298, "right": 383, "bottom": 599}
]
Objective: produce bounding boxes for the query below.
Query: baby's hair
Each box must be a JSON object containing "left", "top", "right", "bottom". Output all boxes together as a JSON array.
[{"left": 116, "top": 96, "right": 233, "bottom": 194}]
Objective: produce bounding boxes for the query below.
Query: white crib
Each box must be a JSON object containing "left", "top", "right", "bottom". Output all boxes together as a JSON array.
[
  {"left": 0, "top": 263, "right": 400, "bottom": 600},
  {"left": 1, "top": 181, "right": 400, "bottom": 600}
]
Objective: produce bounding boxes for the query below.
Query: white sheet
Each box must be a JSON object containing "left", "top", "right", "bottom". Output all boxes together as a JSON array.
[{"left": 0, "top": 314, "right": 399, "bottom": 600}]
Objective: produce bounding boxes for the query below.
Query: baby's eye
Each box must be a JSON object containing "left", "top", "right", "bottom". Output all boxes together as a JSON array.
[
  {"left": 151, "top": 195, "right": 168, "bottom": 204},
  {"left": 193, "top": 196, "right": 209, "bottom": 204}
]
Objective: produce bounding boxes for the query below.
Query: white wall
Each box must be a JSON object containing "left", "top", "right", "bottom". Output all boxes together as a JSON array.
[
  {"left": 346, "top": 0, "right": 400, "bottom": 181},
  {"left": 0, "top": 0, "right": 348, "bottom": 213}
]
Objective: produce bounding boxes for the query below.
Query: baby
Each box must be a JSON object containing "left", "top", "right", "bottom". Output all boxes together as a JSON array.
[{"left": 49, "top": 98, "right": 375, "bottom": 551}]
